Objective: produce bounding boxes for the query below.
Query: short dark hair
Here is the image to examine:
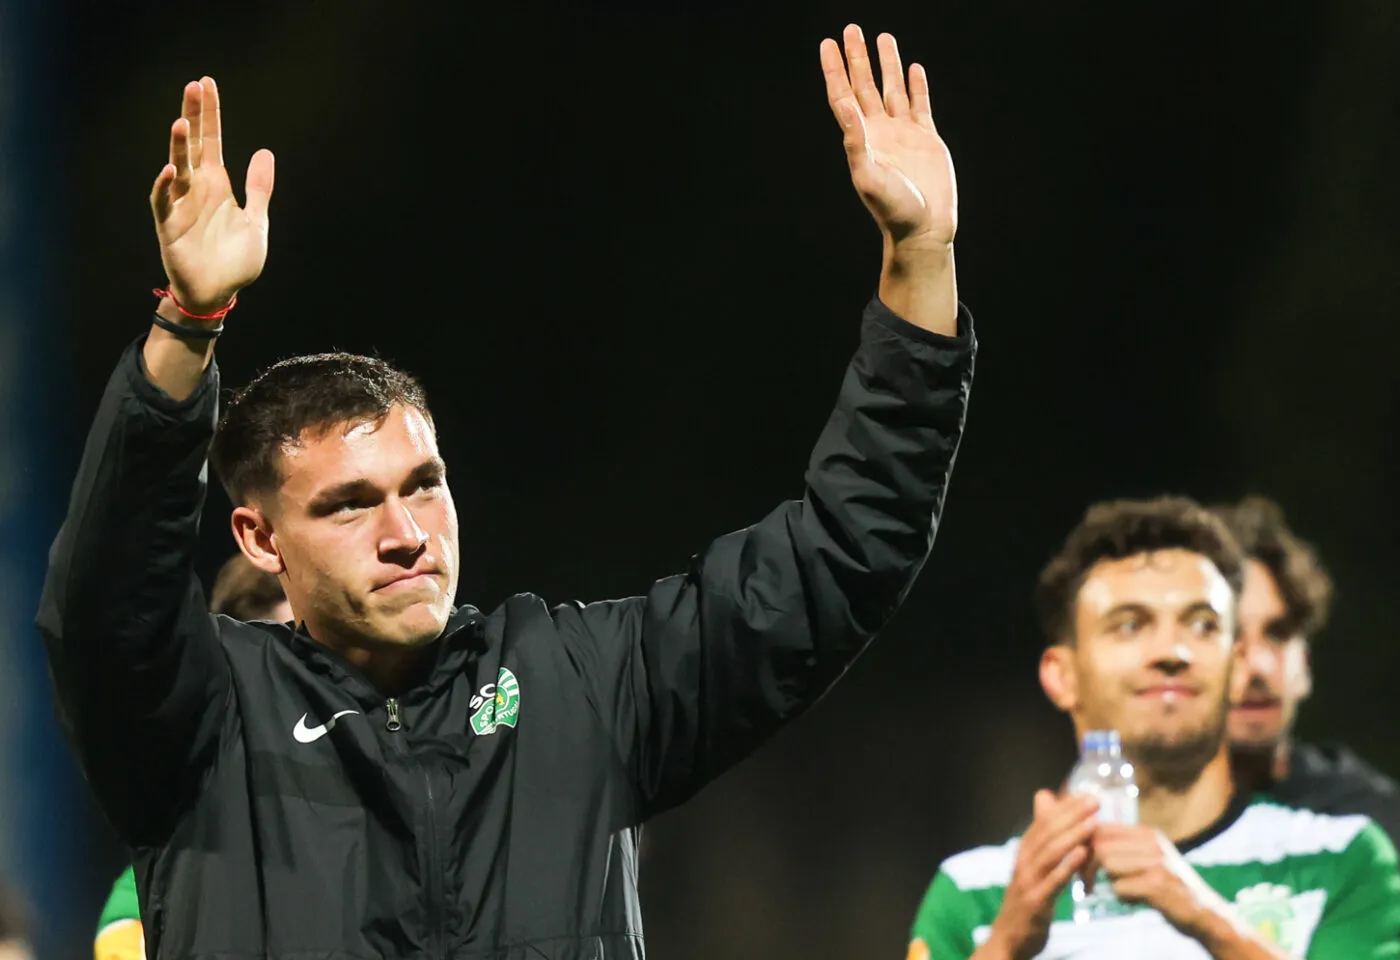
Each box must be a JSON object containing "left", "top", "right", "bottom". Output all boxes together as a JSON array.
[
  {"left": 1211, "top": 496, "right": 1333, "bottom": 639},
  {"left": 1036, "top": 496, "right": 1246, "bottom": 645},
  {"left": 209, "top": 553, "right": 288, "bottom": 621},
  {"left": 210, "top": 353, "right": 431, "bottom": 504}
]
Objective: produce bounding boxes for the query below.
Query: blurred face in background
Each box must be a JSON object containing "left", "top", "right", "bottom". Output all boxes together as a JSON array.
[
  {"left": 1228, "top": 560, "right": 1312, "bottom": 754},
  {"left": 1042, "top": 549, "right": 1237, "bottom": 778}
]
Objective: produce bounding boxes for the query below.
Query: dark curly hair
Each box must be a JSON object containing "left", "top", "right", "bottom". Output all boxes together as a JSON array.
[
  {"left": 1036, "top": 496, "right": 1245, "bottom": 645},
  {"left": 1210, "top": 496, "right": 1333, "bottom": 639}
]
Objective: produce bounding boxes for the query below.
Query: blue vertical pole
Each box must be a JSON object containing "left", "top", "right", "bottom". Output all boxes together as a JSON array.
[{"left": 0, "top": 0, "right": 82, "bottom": 954}]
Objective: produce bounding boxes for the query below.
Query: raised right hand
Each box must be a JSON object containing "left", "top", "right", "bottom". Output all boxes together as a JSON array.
[
  {"left": 983, "top": 791, "right": 1099, "bottom": 960},
  {"left": 150, "top": 77, "right": 274, "bottom": 317}
]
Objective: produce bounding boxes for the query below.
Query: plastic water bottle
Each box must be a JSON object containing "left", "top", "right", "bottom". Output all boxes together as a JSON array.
[{"left": 1067, "top": 730, "right": 1138, "bottom": 923}]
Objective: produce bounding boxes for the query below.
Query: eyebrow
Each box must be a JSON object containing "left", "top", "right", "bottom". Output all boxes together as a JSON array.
[
  {"left": 1102, "top": 602, "right": 1153, "bottom": 620},
  {"left": 1177, "top": 601, "right": 1224, "bottom": 619},
  {"left": 1101, "top": 600, "right": 1223, "bottom": 620},
  {"left": 306, "top": 457, "right": 447, "bottom": 514}
]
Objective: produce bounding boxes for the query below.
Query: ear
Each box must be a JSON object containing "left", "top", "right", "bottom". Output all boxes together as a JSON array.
[
  {"left": 231, "top": 505, "right": 284, "bottom": 576},
  {"left": 1040, "top": 644, "right": 1079, "bottom": 712}
]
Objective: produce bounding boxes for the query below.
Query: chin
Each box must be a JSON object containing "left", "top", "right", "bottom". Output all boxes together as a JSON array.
[
  {"left": 1228, "top": 726, "right": 1282, "bottom": 755},
  {"left": 375, "top": 604, "right": 452, "bottom": 647}
]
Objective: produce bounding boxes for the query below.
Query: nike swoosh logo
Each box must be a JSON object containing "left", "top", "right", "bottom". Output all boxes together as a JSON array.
[{"left": 293, "top": 709, "right": 360, "bottom": 744}]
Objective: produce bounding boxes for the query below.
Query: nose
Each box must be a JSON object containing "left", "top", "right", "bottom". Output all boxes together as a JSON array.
[
  {"left": 1147, "top": 626, "right": 1194, "bottom": 673},
  {"left": 1239, "top": 634, "right": 1279, "bottom": 678},
  {"left": 378, "top": 498, "right": 428, "bottom": 560}
]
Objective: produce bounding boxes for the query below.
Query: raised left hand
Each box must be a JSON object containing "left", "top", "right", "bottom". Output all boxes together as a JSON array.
[{"left": 820, "top": 25, "right": 957, "bottom": 249}]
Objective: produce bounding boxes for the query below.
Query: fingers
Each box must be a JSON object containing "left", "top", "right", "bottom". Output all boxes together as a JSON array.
[
  {"left": 244, "top": 148, "right": 276, "bottom": 230},
  {"left": 876, "top": 33, "right": 909, "bottom": 117},
  {"left": 1030, "top": 844, "right": 1089, "bottom": 905},
  {"left": 820, "top": 38, "right": 860, "bottom": 125},
  {"left": 169, "top": 118, "right": 193, "bottom": 200},
  {"left": 180, "top": 81, "right": 204, "bottom": 169},
  {"left": 1032, "top": 793, "right": 1099, "bottom": 845},
  {"left": 841, "top": 24, "right": 885, "bottom": 116},
  {"left": 909, "top": 63, "right": 937, "bottom": 133},
  {"left": 150, "top": 164, "right": 177, "bottom": 222},
  {"left": 821, "top": 39, "right": 871, "bottom": 165},
  {"left": 1029, "top": 807, "right": 1098, "bottom": 876},
  {"left": 200, "top": 76, "right": 224, "bottom": 167},
  {"left": 1107, "top": 875, "right": 1155, "bottom": 905},
  {"left": 1093, "top": 827, "right": 1162, "bottom": 880}
]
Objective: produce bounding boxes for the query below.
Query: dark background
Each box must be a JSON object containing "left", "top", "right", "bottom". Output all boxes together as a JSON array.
[{"left": 16, "top": 0, "right": 1400, "bottom": 955}]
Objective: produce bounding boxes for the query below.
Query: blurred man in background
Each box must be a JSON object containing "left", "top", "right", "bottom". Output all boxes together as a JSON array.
[
  {"left": 909, "top": 498, "right": 1400, "bottom": 960},
  {"left": 94, "top": 555, "right": 291, "bottom": 960},
  {"left": 1214, "top": 496, "right": 1400, "bottom": 845},
  {"left": 0, "top": 883, "right": 33, "bottom": 960}
]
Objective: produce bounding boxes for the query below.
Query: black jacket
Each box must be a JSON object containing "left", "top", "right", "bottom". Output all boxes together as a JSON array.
[
  {"left": 1269, "top": 741, "right": 1400, "bottom": 849},
  {"left": 38, "top": 298, "right": 975, "bottom": 959}
]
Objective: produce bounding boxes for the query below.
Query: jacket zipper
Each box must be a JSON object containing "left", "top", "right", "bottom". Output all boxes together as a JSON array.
[{"left": 385, "top": 697, "right": 445, "bottom": 957}]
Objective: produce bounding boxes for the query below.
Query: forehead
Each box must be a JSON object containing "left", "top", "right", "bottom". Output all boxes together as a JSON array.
[
  {"left": 1078, "top": 548, "right": 1234, "bottom": 617},
  {"left": 278, "top": 404, "right": 439, "bottom": 491},
  {"left": 1240, "top": 559, "right": 1287, "bottom": 620}
]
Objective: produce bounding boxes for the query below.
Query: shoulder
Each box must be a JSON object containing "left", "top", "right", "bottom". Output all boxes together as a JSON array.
[
  {"left": 938, "top": 836, "right": 1021, "bottom": 893},
  {"left": 1300, "top": 742, "right": 1400, "bottom": 797},
  {"left": 211, "top": 612, "right": 287, "bottom": 652},
  {"left": 911, "top": 838, "right": 1019, "bottom": 955},
  {"left": 1189, "top": 797, "right": 1381, "bottom": 872}
]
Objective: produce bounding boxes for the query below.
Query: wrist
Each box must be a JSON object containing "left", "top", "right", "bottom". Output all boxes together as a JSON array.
[
  {"left": 167, "top": 283, "right": 238, "bottom": 319},
  {"left": 877, "top": 238, "right": 958, "bottom": 336},
  {"left": 981, "top": 925, "right": 1026, "bottom": 960},
  {"left": 1185, "top": 904, "right": 1242, "bottom": 950},
  {"left": 882, "top": 233, "right": 955, "bottom": 272}
]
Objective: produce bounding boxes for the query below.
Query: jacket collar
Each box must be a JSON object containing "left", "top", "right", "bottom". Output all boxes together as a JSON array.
[{"left": 284, "top": 605, "right": 487, "bottom": 704}]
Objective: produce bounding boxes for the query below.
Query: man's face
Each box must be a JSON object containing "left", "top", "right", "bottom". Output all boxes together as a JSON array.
[
  {"left": 265, "top": 404, "right": 459, "bottom": 649},
  {"left": 1049, "top": 549, "right": 1237, "bottom": 775},
  {"left": 1228, "top": 559, "right": 1312, "bottom": 753}
]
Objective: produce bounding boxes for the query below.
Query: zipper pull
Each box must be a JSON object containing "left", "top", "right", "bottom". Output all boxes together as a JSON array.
[{"left": 385, "top": 697, "right": 402, "bottom": 732}]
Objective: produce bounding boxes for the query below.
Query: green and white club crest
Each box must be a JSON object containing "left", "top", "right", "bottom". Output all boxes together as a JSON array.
[
  {"left": 470, "top": 667, "right": 521, "bottom": 736},
  {"left": 1234, "top": 883, "right": 1296, "bottom": 950}
]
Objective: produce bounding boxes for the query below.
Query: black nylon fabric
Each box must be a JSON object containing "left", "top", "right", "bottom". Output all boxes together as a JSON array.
[{"left": 38, "top": 297, "right": 976, "bottom": 958}]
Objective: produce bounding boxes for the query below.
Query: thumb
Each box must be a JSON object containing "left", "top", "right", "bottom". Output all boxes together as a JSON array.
[
  {"left": 244, "top": 148, "right": 275, "bottom": 229},
  {"left": 1032, "top": 789, "right": 1056, "bottom": 822}
]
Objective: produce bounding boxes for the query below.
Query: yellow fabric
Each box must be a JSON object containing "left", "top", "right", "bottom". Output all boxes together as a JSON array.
[{"left": 94, "top": 918, "right": 144, "bottom": 960}]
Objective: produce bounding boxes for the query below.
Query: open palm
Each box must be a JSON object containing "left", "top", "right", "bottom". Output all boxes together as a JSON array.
[
  {"left": 821, "top": 26, "right": 957, "bottom": 247},
  {"left": 150, "top": 77, "right": 274, "bottom": 316}
]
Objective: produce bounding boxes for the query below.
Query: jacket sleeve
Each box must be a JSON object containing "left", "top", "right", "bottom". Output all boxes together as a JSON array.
[
  {"left": 552, "top": 297, "right": 975, "bottom": 817},
  {"left": 36, "top": 337, "right": 231, "bottom": 846}
]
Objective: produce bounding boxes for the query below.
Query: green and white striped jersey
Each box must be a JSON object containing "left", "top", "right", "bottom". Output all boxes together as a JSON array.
[{"left": 911, "top": 796, "right": 1400, "bottom": 959}]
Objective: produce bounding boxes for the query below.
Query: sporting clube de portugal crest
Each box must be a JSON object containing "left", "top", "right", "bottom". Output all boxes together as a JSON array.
[{"left": 470, "top": 668, "right": 521, "bottom": 736}]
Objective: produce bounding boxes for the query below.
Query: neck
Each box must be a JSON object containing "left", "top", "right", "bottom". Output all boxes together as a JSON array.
[
  {"left": 301, "top": 617, "right": 435, "bottom": 696},
  {"left": 1272, "top": 737, "right": 1293, "bottom": 781},
  {"left": 1228, "top": 737, "right": 1292, "bottom": 793},
  {"left": 1136, "top": 746, "right": 1235, "bottom": 844},
  {"left": 340, "top": 643, "right": 433, "bottom": 696}
]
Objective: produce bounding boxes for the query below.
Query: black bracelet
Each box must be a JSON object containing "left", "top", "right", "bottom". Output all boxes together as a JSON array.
[{"left": 151, "top": 311, "right": 224, "bottom": 340}]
